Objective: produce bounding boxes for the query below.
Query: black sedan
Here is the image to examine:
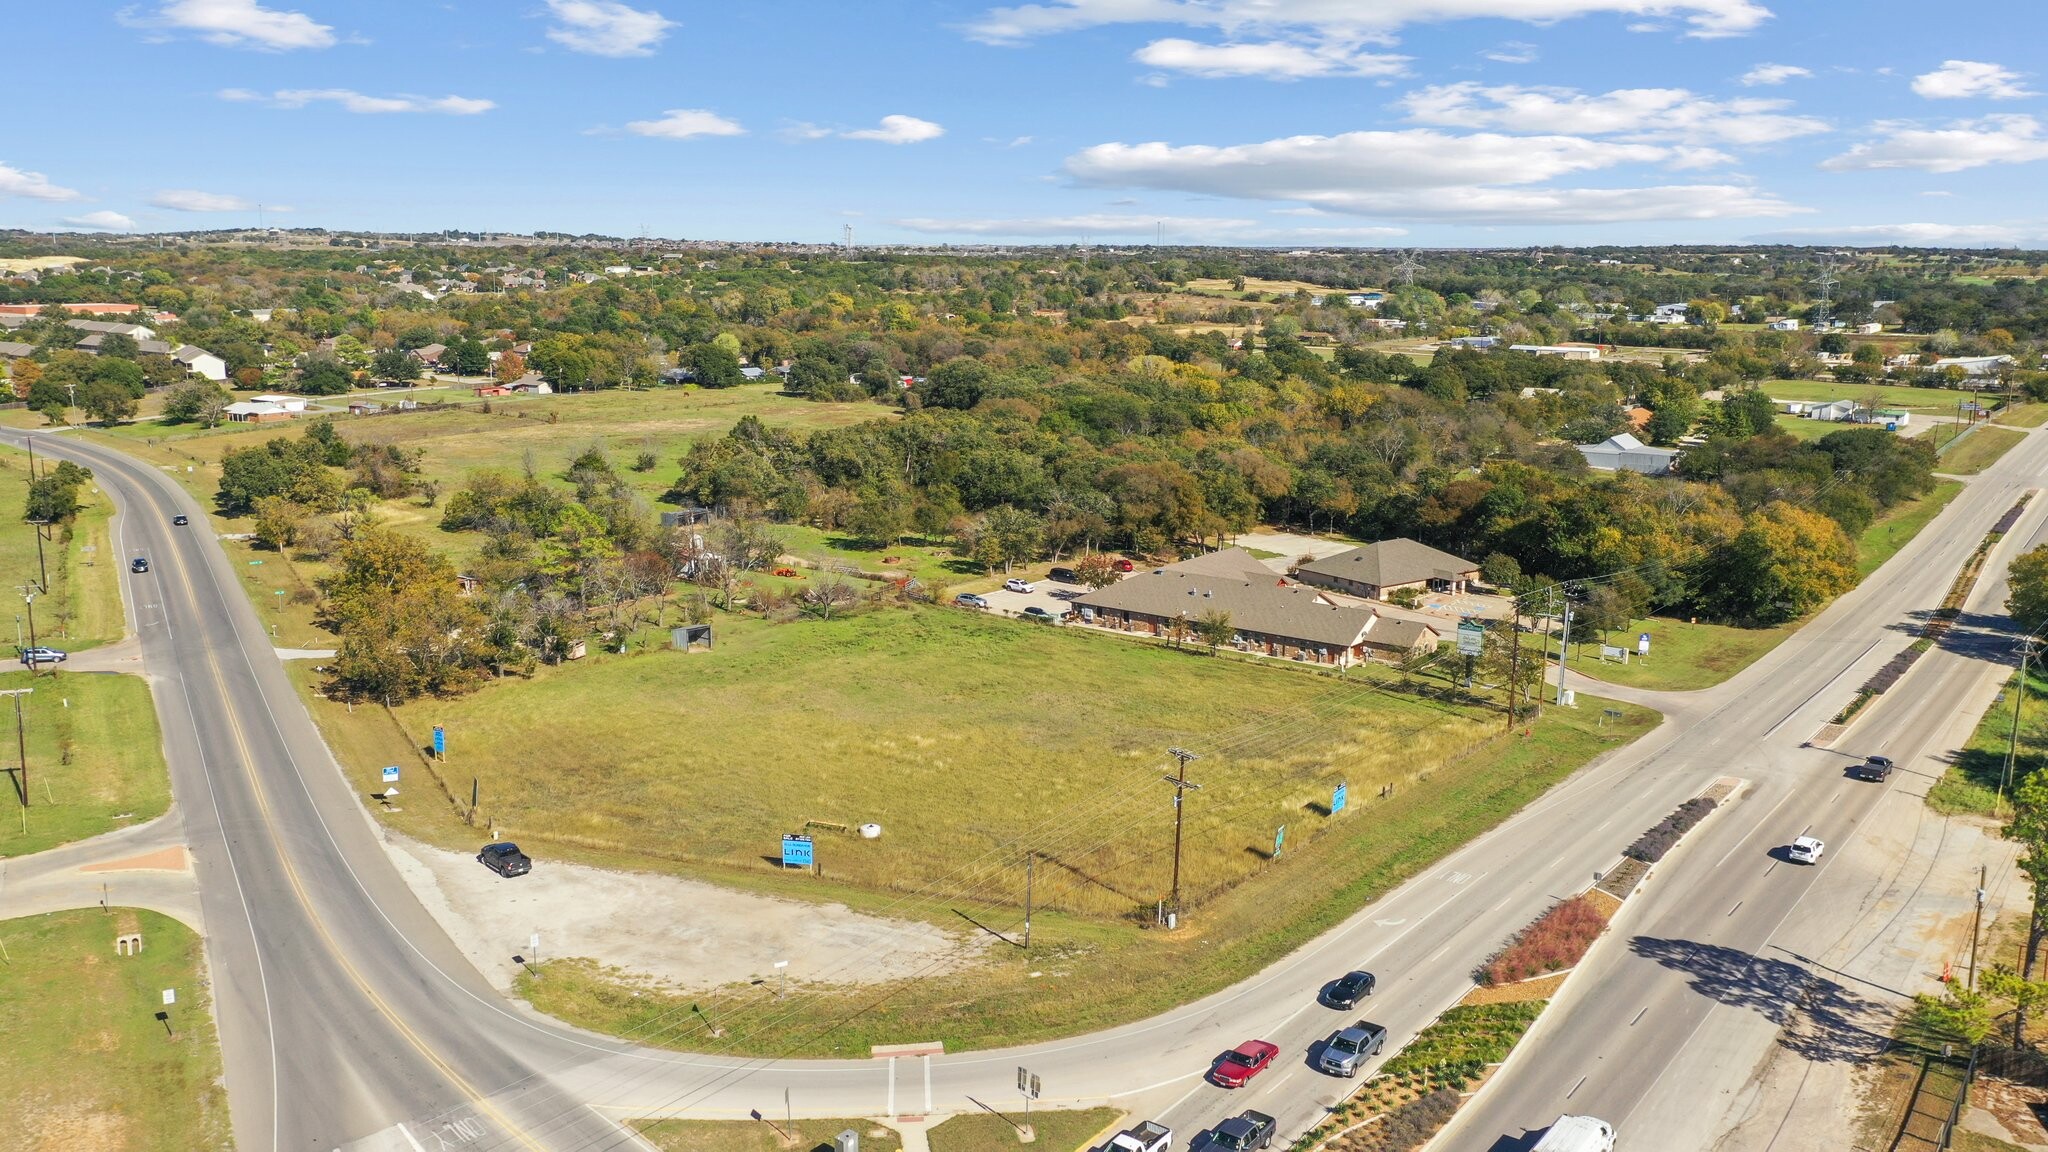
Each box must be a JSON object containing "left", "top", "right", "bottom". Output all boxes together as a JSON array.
[
  {"left": 1324, "top": 969, "right": 1376, "bottom": 1009},
  {"left": 479, "top": 842, "right": 532, "bottom": 877},
  {"left": 172, "top": 514, "right": 190, "bottom": 526}
]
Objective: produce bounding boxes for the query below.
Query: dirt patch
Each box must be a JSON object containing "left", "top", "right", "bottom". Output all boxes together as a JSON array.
[
  {"left": 383, "top": 835, "right": 986, "bottom": 994},
  {"left": 1594, "top": 858, "right": 1647, "bottom": 900},
  {"left": 1462, "top": 971, "right": 1567, "bottom": 1005},
  {"left": 81, "top": 845, "right": 189, "bottom": 873}
]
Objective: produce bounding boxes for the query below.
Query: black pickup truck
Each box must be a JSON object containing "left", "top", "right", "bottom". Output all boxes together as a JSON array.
[
  {"left": 1850, "top": 755, "right": 1894, "bottom": 782},
  {"left": 1210, "top": 1111, "right": 1277, "bottom": 1151}
]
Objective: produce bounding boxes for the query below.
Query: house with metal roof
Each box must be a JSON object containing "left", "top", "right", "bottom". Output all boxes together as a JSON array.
[
  {"left": 1288, "top": 539, "right": 1480, "bottom": 602},
  {"left": 1575, "top": 432, "right": 1682, "bottom": 476}
]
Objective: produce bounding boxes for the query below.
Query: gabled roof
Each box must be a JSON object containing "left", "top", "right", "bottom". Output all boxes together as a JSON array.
[
  {"left": 1077, "top": 569, "right": 1379, "bottom": 649},
  {"left": 1291, "top": 538, "right": 1479, "bottom": 589},
  {"left": 0, "top": 341, "right": 31, "bottom": 358},
  {"left": 174, "top": 345, "right": 219, "bottom": 364},
  {"left": 1163, "top": 546, "right": 1276, "bottom": 583},
  {"left": 1371, "top": 619, "right": 1441, "bottom": 650}
]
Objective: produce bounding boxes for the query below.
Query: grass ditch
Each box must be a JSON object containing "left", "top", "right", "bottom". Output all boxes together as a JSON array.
[
  {"left": 1942, "top": 426, "right": 2030, "bottom": 476},
  {"left": 927, "top": 1108, "right": 1124, "bottom": 1152},
  {"left": 0, "top": 444, "right": 124, "bottom": 653},
  {"left": 634, "top": 1117, "right": 905, "bottom": 1152},
  {"left": 0, "top": 671, "right": 171, "bottom": 857},
  {"left": 0, "top": 908, "right": 230, "bottom": 1152}
]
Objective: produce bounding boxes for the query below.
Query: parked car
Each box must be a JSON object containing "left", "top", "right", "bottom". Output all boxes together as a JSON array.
[
  {"left": 1021, "top": 606, "right": 1065, "bottom": 622},
  {"left": 479, "top": 842, "right": 532, "bottom": 877},
  {"left": 18, "top": 647, "right": 66, "bottom": 665},
  {"left": 1003, "top": 578, "right": 1036, "bottom": 593},
  {"left": 1048, "top": 566, "right": 1079, "bottom": 584},
  {"left": 172, "top": 514, "right": 189, "bottom": 526},
  {"left": 1324, "top": 968, "right": 1376, "bottom": 1008},
  {"left": 1211, "top": 1040, "right": 1279, "bottom": 1087},
  {"left": 1103, "top": 1120, "right": 1172, "bottom": 1152},
  {"left": 1850, "top": 755, "right": 1894, "bottom": 782},
  {"left": 1113, "top": 558, "right": 1136, "bottom": 572},
  {"left": 1532, "top": 1114, "right": 1615, "bottom": 1152},
  {"left": 130, "top": 557, "right": 149, "bottom": 573},
  {"left": 1788, "top": 835, "right": 1824, "bottom": 864},
  {"left": 954, "top": 593, "right": 990, "bottom": 609},
  {"left": 1209, "top": 1111, "right": 1277, "bottom": 1151},
  {"left": 1318, "top": 1020, "right": 1388, "bottom": 1077}
]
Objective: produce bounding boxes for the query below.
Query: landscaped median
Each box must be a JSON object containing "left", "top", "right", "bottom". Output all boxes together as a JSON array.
[{"left": 1289, "top": 778, "right": 1742, "bottom": 1152}]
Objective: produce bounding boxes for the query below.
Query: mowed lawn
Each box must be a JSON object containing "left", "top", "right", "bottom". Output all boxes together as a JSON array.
[
  {"left": 0, "top": 445, "right": 125, "bottom": 653},
  {"left": 929, "top": 1109, "right": 1124, "bottom": 1152},
  {"left": 0, "top": 909, "right": 231, "bottom": 1152},
  {"left": 375, "top": 607, "right": 1510, "bottom": 916},
  {"left": 635, "top": 1118, "right": 904, "bottom": 1152},
  {"left": 1939, "top": 425, "right": 2029, "bottom": 475},
  {"left": 1765, "top": 379, "right": 1987, "bottom": 414},
  {"left": 0, "top": 671, "right": 169, "bottom": 857}
]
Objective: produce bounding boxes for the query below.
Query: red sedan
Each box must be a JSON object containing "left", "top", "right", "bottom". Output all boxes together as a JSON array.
[{"left": 1212, "top": 1040, "right": 1280, "bottom": 1088}]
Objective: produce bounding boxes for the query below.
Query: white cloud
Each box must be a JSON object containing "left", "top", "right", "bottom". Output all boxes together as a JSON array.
[
  {"left": 624, "top": 108, "right": 745, "bottom": 139},
  {"left": 1485, "top": 41, "right": 1539, "bottom": 63},
  {"left": 0, "top": 162, "right": 82, "bottom": 202},
  {"left": 1752, "top": 222, "right": 2039, "bottom": 246},
  {"left": 221, "top": 88, "right": 494, "bottom": 114},
  {"left": 843, "top": 115, "right": 945, "bottom": 144},
  {"left": 1399, "top": 82, "right": 1828, "bottom": 147},
  {"left": 1063, "top": 128, "right": 1804, "bottom": 223},
  {"left": 1740, "top": 62, "right": 1809, "bottom": 86},
  {"left": 1912, "top": 60, "right": 2034, "bottom": 100},
  {"left": 780, "top": 121, "right": 835, "bottom": 141},
  {"left": 60, "top": 211, "right": 137, "bottom": 231},
  {"left": 543, "top": 0, "right": 675, "bottom": 57},
  {"left": 892, "top": 213, "right": 1407, "bottom": 240},
  {"left": 967, "top": 0, "right": 1773, "bottom": 45},
  {"left": 1823, "top": 115, "right": 2048, "bottom": 173},
  {"left": 1133, "top": 38, "right": 1407, "bottom": 79},
  {"left": 149, "top": 189, "right": 255, "bottom": 212},
  {"left": 127, "top": 0, "right": 336, "bottom": 50}
]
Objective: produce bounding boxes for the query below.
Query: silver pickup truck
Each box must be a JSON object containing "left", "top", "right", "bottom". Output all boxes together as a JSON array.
[{"left": 1318, "top": 1020, "right": 1388, "bottom": 1077}]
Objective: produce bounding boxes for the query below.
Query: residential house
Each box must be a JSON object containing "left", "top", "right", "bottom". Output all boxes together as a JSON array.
[
  {"left": 1445, "top": 335, "right": 1499, "bottom": 349},
  {"left": 1510, "top": 344, "right": 1601, "bottom": 360},
  {"left": 1855, "top": 323, "right": 1884, "bottom": 335},
  {"left": 1576, "top": 433, "right": 1682, "bottom": 476},
  {"left": 1346, "top": 293, "right": 1383, "bottom": 308},
  {"left": 174, "top": 345, "right": 228, "bottom": 381},
  {"left": 0, "top": 341, "right": 30, "bottom": 360},
  {"left": 68, "top": 318, "right": 157, "bottom": 341},
  {"left": 347, "top": 401, "right": 383, "bottom": 415},
  {"left": 411, "top": 343, "right": 448, "bottom": 367},
  {"left": 223, "top": 400, "right": 294, "bottom": 423},
  {"left": 505, "top": 377, "right": 552, "bottom": 394},
  {"left": 1361, "top": 317, "right": 1408, "bottom": 332},
  {"left": 250, "top": 394, "right": 311, "bottom": 413},
  {"left": 1289, "top": 539, "right": 1480, "bottom": 601},
  {"left": 739, "top": 366, "right": 766, "bottom": 381},
  {"left": 1768, "top": 318, "right": 1801, "bottom": 332},
  {"left": 1785, "top": 399, "right": 1859, "bottom": 421}
]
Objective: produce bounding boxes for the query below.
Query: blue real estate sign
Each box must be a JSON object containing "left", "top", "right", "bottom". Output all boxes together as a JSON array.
[
  {"left": 1332, "top": 781, "right": 1348, "bottom": 814},
  {"left": 781, "top": 834, "right": 814, "bottom": 869},
  {"left": 381, "top": 765, "right": 399, "bottom": 784},
  {"left": 432, "top": 725, "right": 446, "bottom": 758}
]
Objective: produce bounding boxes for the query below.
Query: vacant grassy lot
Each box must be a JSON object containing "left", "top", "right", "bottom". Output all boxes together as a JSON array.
[
  {"left": 1541, "top": 615, "right": 1796, "bottom": 693},
  {"left": 1940, "top": 426, "right": 2029, "bottom": 475},
  {"left": 1926, "top": 666, "right": 2040, "bottom": 818},
  {"left": 1769, "top": 414, "right": 1845, "bottom": 443},
  {"left": 928, "top": 1108, "right": 1122, "bottom": 1152},
  {"left": 1994, "top": 402, "right": 2048, "bottom": 429},
  {"left": 0, "top": 672, "right": 169, "bottom": 857},
  {"left": 1766, "top": 379, "right": 1982, "bottom": 413},
  {"left": 1185, "top": 276, "right": 1360, "bottom": 299},
  {"left": 0, "top": 908, "right": 230, "bottom": 1151},
  {"left": 0, "top": 445, "right": 124, "bottom": 653},
  {"left": 635, "top": 1117, "right": 903, "bottom": 1152}
]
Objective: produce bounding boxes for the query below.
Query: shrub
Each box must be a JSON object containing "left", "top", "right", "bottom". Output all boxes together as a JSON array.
[
  {"left": 1480, "top": 895, "right": 1609, "bottom": 985},
  {"left": 1624, "top": 796, "right": 1717, "bottom": 864}
]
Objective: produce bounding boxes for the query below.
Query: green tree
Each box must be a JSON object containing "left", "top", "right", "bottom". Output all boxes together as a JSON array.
[
  {"left": 1697, "top": 502, "right": 1855, "bottom": 624},
  {"left": 1194, "top": 609, "right": 1236, "bottom": 653},
  {"left": 24, "top": 461, "right": 92, "bottom": 524},
  {"left": 162, "top": 379, "right": 231, "bottom": 425},
  {"left": 371, "top": 348, "right": 419, "bottom": 384},
  {"left": 95, "top": 332, "right": 140, "bottom": 360},
  {"left": 2009, "top": 545, "right": 2048, "bottom": 632},
  {"left": 443, "top": 337, "right": 490, "bottom": 376},
  {"left": 686, "top": 342, "right": 744, "bottom": 389},
  {"left": 982, "top": 504, "right": 1043, "bottom": 572},
  {"left": 252, "top": 495, "right": 308, "bottom": 551},
  {"left": 75, "top": 377, "right": 139, "bottom": 425},
  {"left": 296, "top": 356, "right": 353, "bottom": 396},
  {"left": 847, "top": 481, "right": 910, "bottom": 548}
]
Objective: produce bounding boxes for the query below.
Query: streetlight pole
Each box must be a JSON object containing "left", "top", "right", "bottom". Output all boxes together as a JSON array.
[{"left": 1162, "top": 747, "right": 1203, "bottom": 923}]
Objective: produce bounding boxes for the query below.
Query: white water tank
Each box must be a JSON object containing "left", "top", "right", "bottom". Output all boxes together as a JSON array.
[{"left": 859, "top": 823, "right": 882, "bottom": 839}]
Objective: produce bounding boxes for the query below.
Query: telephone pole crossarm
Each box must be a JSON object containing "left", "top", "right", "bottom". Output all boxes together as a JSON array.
[{"left": 1162, "top": 747, "right": 1203, "bottom": 918}]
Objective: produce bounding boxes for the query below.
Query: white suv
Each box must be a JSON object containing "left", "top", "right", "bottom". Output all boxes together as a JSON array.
[{"left": 1788, "top": 836, "right": 1824, "bottom": 864}]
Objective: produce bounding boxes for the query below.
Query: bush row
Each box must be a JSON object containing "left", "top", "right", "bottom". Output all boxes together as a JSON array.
[
  {"left": 1478, "top": 895, "right": 1611, "bottom": 985},
  {"left": 1624, "top": 796, "right": 1718, "bottom": 864},
  {"left": 1325, "top": 1089, "right": 1461, "bottom": 1152}
]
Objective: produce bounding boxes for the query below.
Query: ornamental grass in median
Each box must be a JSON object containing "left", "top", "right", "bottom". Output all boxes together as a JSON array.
[{"left": 1479, "top": 895, "right": 1610, "bottom": 985}]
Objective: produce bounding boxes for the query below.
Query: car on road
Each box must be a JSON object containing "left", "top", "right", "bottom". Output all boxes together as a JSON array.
[
  {"left": 1532, "top": 1114, "right": 1615, "bottom": 1152},
  {"left": 1021, "top": 605, "right": 1066, "bottom": 623},
  {"left": 1103, "top": 1119, "right": 1172, "bottom": 1152},
  {"left": 1318, "top": 1020, "right": 1388, "bottom": 1077},
  {"left": 954, "top": 593, "right": 990, "bottom": 609},
  {"left": 17, "top": 647, "right": 66, "bottom": 665},
  {"left": 478, "top": 842, "right": 532, "bottom": 877},
  {"left": 1788, "top": 835, "right": 1824, "bottom": 864},
  {"left": 172, "top": 514, "right": 189, "bottom": 526},
  {"left": 1003, "top": 578, "right": 1036, "bottom": 593},
  {"left": 130, "top": 557, "right": 149, "bottom": 573},
  {"left": 1324, "top": 968, "right": 1376, "bottom": 1008},
  {"left": 1208, "top": 1110, "right": 1277, "bottom": 1150},
  {"left": 1211, "top": 1040, "right": 1278, "bottom": 1087},
  {"left": 1851, "top": 755, "right": 1894, "bottom": 782},
  {"left": 1048, "top": 566, "right": 1079, "bottom": 584}
]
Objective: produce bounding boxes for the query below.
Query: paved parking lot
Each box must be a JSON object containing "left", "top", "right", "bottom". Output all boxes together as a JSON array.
[{"left": 970, "top": 576, "right": 1092, "bottom": 619}]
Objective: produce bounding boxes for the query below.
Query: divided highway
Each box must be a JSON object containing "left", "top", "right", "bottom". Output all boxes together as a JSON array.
[{"left": 10, "top": 422, "right": 2042, "bottom": 1152}]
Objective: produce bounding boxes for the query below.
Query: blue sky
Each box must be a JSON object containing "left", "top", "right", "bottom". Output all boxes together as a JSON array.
[{"left": 5, "top": 0, "right": 2046, "bottom": 246}]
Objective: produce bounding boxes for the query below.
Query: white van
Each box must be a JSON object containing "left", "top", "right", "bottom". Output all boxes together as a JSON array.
[{"left": 1533, "top": 1115, "right": 1615, "bottom": 1152}]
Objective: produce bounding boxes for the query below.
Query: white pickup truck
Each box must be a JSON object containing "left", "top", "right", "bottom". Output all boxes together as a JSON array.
[{"left": 1104, "top": 1120, "right": 1172, "bottom": 1152}]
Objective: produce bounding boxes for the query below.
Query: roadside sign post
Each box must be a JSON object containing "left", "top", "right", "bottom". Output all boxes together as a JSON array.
[
  {"left": 1331, "top": 781, "right": 1348, "bottom": 815},
  {"left": 1637, "top": 632, "right": 1651, "bottom": 659},
  {"left": 1457, "top": 621, "right": 1485, "bottom": 687},
  {"left": 781, "top": 834, "right": 814, "bottom": 870},
  {"left": 432, "top": 725, "right": 446, "bottom": 762},
  {"left": 1016, "top": 1067, "right": 1041, "bottom": 1116},
  {"left": 157, "top": 988, "right": 176, "bottom": 1037},
  {"left": 1273, "top": 824, "right": 1286, "bottom": 860}
]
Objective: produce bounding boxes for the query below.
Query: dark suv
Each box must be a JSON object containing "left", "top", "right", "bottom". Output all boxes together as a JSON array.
[
  {"left": 1210, "top": 1111, "right": 1277, "bottom": 1151},
  {"left": 1048, "top": 566, "right": 1079, "bottom": 583},
  {"left": 479, "top": 842, "right": 532, "bottom": 877},
  {"left": 1850, "top": 755, "right": 1894, "bottom": 782}
]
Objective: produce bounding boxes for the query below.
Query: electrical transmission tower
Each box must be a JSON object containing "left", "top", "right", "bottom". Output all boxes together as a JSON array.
[
  {"left": 1810, "top": 254, "right": 1840, "bottom": 329},
  {"left": 842, "top": 223, "right": 855, "bottom": 249},
  {"left": 1394, "top": 250, "right": 1423, "bottom": 287}
]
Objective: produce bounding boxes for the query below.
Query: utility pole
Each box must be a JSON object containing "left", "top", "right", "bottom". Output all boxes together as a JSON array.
[
  {"left": 1504, "top": 597, "right": 1523, "bottom": 733},
  {"left": 1022, "top": 852, "right": 1035, "bottom": 948},
  {"left": 19, "top": 587, "right": 39, "bottom": 674},
  {"left": 1970, "top": 864, "right": 1988, "bottom": 991},
  {"left": 26, "top": 521, "right": 48, "bottom": 595},
  {"left": 0, "top": 687, "right": 30, "bottom": 807},
  {"left": 2004, "top": 639, "right": 2033, "bottom": 808},
  {"left": 1162, "top": 747, "right": 1203, "bottom": 922},
  {"left": 1554, "top": 595, "right": 1574, "bottom": 705}
]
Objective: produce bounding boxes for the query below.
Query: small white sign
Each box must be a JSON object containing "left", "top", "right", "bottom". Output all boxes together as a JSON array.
[
  {"left": 161, "top": 988, "right": 176, "bottom": 1006},
  {"left": 529, "top": 933, "right": 541, "bottom": 953}
]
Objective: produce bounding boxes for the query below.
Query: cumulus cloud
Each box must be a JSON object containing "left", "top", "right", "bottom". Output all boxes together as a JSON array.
[
  {"left": 543, "top": 0, "right": 675, "bottom": 57},
  {"left": 1399, "top": 82, "right": 1829, "bottom": 147},
  {"left": 843, "top": 115, "right": 945, "bottom": 144},
  {"left": 1485, "top": 41, "right": 1539, "bottom": 64},
  {"left": 1740, "top": 62, "right": 1809, "bottom": 86},
  {"left": 149, "top": 189, "right": 255, "bottom": 212},
  {"left": 60, "top": 211, "right": 137, "bottom": 231},
  {"left": 1912, "top": 60, "right": 2034, "bottom": 100},
  {"left": 624, "top": 108, "right": 745, "bottom": 139},
  {"left": 1133, "top": 38, "right": 1407, "bottom": 79},
  {"left": 966, "top": 0, "right": 1773, "bottom": 45},
  {"left": 892, "top": 213, "right": 1408, "bottom": 240},
  {"left": 220, "top": 88, "right": 494, "bottom": 114},
  {"left": 124, "top": 0, "right": 336, "bottom": 50},
  {"left": 1823, "top": 115, "right": 2048, "bottom": 173},
  {"left": 1751, "top": 222, "right": 2040, "bottom": 246},
  {"left": 0, "top": 162, "right": 82, "bottom": 202},
  {"left": 1063, "top": 128, "right": 1804, "bottom": 223}
]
